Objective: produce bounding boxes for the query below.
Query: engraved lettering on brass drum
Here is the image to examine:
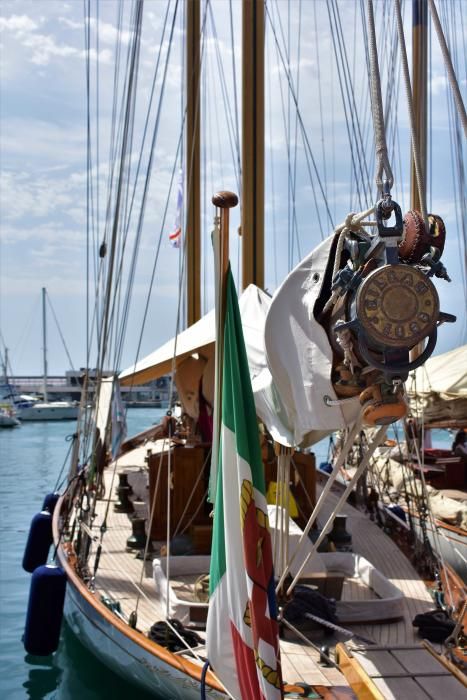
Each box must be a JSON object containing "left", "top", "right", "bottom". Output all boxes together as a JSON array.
[{"left": 356, "top": 264, "right": 439, "bottom": 347}]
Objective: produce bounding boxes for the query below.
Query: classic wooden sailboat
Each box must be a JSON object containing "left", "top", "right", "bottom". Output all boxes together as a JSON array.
[
  {"left": 22, "top": 1, "right": 467, "bottom": 698},
  {"left": 362, "top": 344, "right": 467, "bottom": 581}
]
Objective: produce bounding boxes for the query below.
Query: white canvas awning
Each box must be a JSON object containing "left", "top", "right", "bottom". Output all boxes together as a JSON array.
[
  {"left": 119, "top": 284, "right": 271, "bottom": 387},
  {"left": 120, "top": 310, "right": 215, "bottom": 386},
  {"left": 406, "top": 344, "right": 467, "bottom": 426},
  {"left": 406, "top": 344, "right": 467, "bottom": 398}
]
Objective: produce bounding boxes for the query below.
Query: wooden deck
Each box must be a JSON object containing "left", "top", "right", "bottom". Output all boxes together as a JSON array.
[
  {"left": 316, "top": 484, "right": 434, "bottom": 648},
  {"left": 337, "top": 643, "right": 467, "bottom": 699},
  {"left": 84, "top": 442, "right": 445, "bottom": 692}
]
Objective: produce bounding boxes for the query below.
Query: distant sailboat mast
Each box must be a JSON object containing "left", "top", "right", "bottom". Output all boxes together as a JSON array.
[{"left": 42, "top": 287, "right": 48, "bottom": 403}]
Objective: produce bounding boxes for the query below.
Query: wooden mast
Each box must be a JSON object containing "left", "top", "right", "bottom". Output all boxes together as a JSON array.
[
  {"left": 410, "top": 0, "right": 428, "bottom": 212},
  {"left": 410, "top": 0, "right": 428, "bottom": 364},
  {"left": 186, "top": 0, "right": 201, "bottom": 325},
  {"left": 241, "top": 0, "right": 264, "bottom": 290}
]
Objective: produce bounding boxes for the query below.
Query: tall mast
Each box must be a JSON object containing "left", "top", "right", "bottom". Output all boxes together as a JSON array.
[
  {"left": 241, "top": 0, "right": 264, "bottom": 290},
  {"left": 409, "top": 1, "right": 428, "bottom": 365},
  {"left": 411, "top": 0, "right": 428, "bottom": 212},
  {"left": 186, "top": 0, "right": 201, "bottom": 325},
  {"left": 42, "top": 287, "right": 48, "bottom": 402}
]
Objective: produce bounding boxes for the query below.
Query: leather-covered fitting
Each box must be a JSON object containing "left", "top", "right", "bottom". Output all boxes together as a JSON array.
[{"left": 399, "top": 210, "right": 431, "bottom": 262}]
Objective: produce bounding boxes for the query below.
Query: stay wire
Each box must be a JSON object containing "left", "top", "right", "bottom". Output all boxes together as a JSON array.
[
  {"left": 125, "top": 0, "right": 211, "bottom": 404},
  {"left": 291, "top": 0, "right": 303, "bottom": 266},
  {"left": 265, "top": 1, "right": 334, "bottom": 232},
  {"left": 330, "top": 0, "right": 373, "bottom": 207},
  {"left": 313, "top": 1, "right": 328, "bottom": 206},
  {"left": 97, "top": 0, "right": 143, "bottom": 379},
  {"left": 112, "top": 0, "right": 175, "bottom": 370},
  {"left": 327, "top": 1, "right": 365, "bottom": 211},
  {"left": 208, "top": 3, "right": 240, "bottom": 192},
  {"left": 45, "top": 292, "right": 76, "bottom": 372},
  {"left": 428, "top": 0, "right": 467, "bottom": 138},
  {"left": 270, "top": 0, "right": 303, "bottom": 262}
]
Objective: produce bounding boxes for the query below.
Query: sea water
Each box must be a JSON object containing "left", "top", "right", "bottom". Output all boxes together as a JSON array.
[{"left": 0, "top": 409, "right": 164, "bottom": 700}]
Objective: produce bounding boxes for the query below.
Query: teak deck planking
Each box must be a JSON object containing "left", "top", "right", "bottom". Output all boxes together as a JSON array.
[{"left": 89, "top": 440, "right": 442, "bottom": 690}]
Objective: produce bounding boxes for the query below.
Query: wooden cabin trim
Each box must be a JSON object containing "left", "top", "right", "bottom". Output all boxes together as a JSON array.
[{"left": 336, "top": 643, "right": 385, "bottom": 700}]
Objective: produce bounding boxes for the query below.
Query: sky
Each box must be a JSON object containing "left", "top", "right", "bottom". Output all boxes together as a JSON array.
[{"left": 0, "top": 0, "right": 466, "bottom": 377}]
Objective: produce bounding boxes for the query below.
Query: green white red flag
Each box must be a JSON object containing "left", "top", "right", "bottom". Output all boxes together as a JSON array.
[{"left": 207, "top": 268, "right": 283, "bottom": 700}]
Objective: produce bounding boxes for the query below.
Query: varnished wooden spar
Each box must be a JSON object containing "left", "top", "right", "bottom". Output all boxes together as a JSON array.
[
  {"left": 211, "top": 191, "right": 238, "bottom": 494},
  {"left": 186, "top": 0, "right": 201, "bottom": 326},
  {"left": 411, "top": 0, "right": 427, "bottom": 214},
  {"left": 241, "top": 0, "right": 264, "bottom": 290}
]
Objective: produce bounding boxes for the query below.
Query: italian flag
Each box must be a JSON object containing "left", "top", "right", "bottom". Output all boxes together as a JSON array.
[{"left": 207, "top": 269, "right": 283, "bottom": 700}]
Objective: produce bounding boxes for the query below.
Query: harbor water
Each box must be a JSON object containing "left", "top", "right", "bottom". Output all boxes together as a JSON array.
[{"left": 0, "top": 409, "right": 164, "bottom": 700}]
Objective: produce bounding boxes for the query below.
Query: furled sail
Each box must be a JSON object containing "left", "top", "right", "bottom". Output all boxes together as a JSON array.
[{"left": 264, "top": 234, "right": 361, "bottom": 448}]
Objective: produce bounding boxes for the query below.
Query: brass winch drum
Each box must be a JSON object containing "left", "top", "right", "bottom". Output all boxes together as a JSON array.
[{"left": 355, "top": 263, "right": 439, "bottom": 350}]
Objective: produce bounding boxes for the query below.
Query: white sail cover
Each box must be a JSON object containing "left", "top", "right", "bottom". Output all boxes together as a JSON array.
[
  {"left": 406, "top": 344, "right": 467, "bottom": 425},
  {"left": 264, "top": 234, "right": 361, "bottom": 447}
]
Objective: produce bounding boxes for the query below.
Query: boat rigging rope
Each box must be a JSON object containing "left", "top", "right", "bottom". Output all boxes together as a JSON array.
[
  {"left": 279, "top": 617, "right": 339, "bottom": 668},
  {"left": 328, "top": 0, "right": 373, "bottom": 210},
  {"left": 287, "top": 424, "right": 388, "bottom": 598},
  {"left": 408, "top": 404, "right": 454, "bottom": 606},
  {"left": 321, "top": 204, "right": 376, "bottom": 316},
  {"left": 172, "top": 449, "right": 212, "bottom": 538},
  {"left": 45, "top": 292, "right": 76, "bottom": 372},
  {"left": 428, "top": 0, "right": 467, "bottom": 138},
  {"left": 112, "top": 0, "right": 179, "bottom": 371},
  {"left": 265, "top": 1, "right": 335, "bottom": 233},
  {"left": 275, "top": 413, "right": 364, "bottom": 595},
  {"left": 366, "top": 0, "right": 394, "bottom": 197}
]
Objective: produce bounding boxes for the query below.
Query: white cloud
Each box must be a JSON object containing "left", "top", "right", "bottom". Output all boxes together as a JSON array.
[
  {"left": 0, "top": 14, "right": 39, "bottom": 33},
  {"left": 88, "top": 17, "right": 131, "bottom": 46},
  {"left": 430, "top": 74, "right": 448, "bottom": 96},
  {"left": 20, "top": 32, "right": 78, "bottom": 65},
  {"left": 0, "top": 12, "right": 80, "bottom": 65}
]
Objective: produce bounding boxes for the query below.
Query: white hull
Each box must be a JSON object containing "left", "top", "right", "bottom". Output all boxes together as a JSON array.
[
  {"left": 17, "top": 402, "right": 78, "bottom": 421},
  {"left": 0, "top": 413, "right": 20, "bottom": 427},
  {"left": 63, "top": 576, "right": 225, "bottom": 700}
]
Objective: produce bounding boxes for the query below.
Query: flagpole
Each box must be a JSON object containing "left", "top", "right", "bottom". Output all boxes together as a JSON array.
[{"left": 210, "top": 191, "right": 238, "bottom": 504}]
